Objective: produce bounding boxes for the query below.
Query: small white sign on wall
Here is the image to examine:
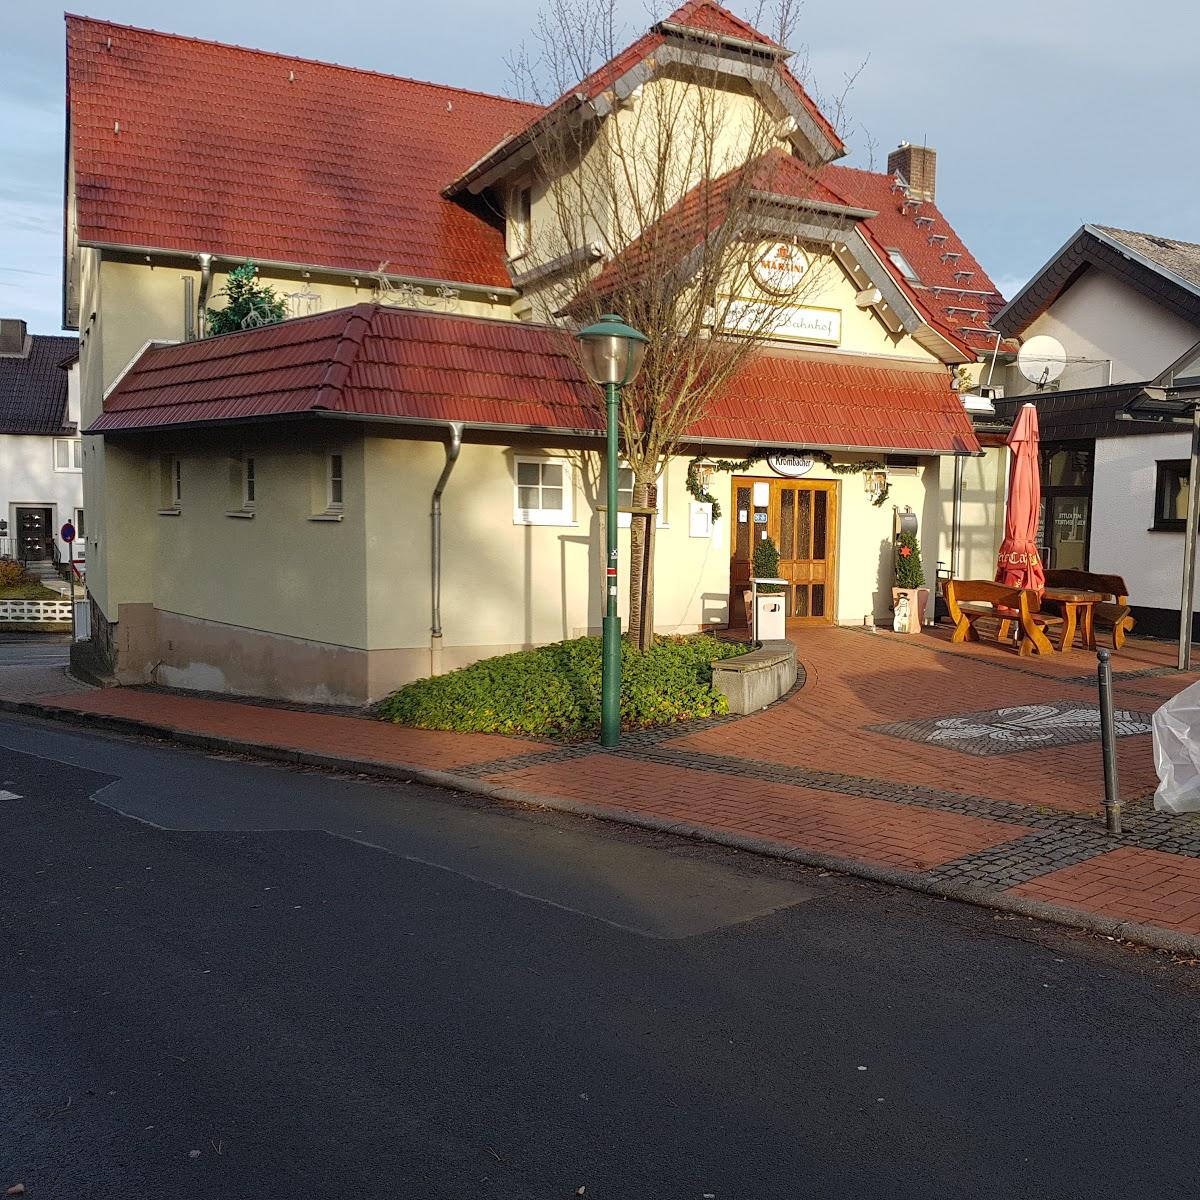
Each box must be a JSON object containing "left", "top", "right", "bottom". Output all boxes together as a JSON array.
[
  {"left": 688, "top": 501, "right": 713, "bottom": 538},
  {"left": 752, "top": 480, "right": 771, "bottom": 506}
]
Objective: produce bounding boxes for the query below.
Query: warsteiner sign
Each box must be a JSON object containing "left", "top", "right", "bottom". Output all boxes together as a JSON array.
[{"left": 752, "top": 242, "right": 809, "bottom": 295}]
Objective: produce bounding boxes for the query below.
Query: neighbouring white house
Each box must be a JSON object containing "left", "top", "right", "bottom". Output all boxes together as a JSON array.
[
  {"left": 0, "top": 318, "right": 84, "bottom": 576},
  {"left": 990, "top": 225, "right": 1200, "bottom": 637}
]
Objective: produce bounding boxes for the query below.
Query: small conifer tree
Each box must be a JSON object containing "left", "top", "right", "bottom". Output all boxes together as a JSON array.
[
  {"left": 895, "top": 531, "right": 925, "bottom": 589},
  {"left": 206, "top": 262, "right": 287, "bottom": 336},
  {"left": 753, "top": 535, "right": 785, "bottom": 594}
]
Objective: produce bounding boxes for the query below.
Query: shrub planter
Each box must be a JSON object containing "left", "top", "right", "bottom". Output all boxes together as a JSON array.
[{"left": 892, "top": 529, "right": 927, "bottom": 634}]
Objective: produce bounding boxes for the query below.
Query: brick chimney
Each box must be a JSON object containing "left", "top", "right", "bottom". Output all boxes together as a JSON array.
[
  {"left": 887, "top": 142, "right": 936, "bottom": 204},
  {"left": 0, "top": 318, "right": 29, "bottom": 356}
]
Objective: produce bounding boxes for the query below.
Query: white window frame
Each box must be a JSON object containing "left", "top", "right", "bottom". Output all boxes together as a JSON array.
[
  {"left": 508, "top": 182, "right": 533, "bottom": 260},
  {"left": 242, "top": 455, "right": 257, "bottom": 509},
  {"left": 327, "top": 452, "right": 345, "bottom": 511},
  {"left": 514, "top": 457, "right": 574, "bottom": 526},
  {"left": 73, "top": 507, "right": 86, "bottom": 542},
  {"left": 54, "top": 438, "right": 82, "bottom": 472},
  {"left": 616, "top": 464, "right": 668, "bottom": 529},
  {"left": 886, "top": 247, "right": 920, "bottom": 283},
  {"left": 158, "top": 455, "right": 183, "bottom": 513}
]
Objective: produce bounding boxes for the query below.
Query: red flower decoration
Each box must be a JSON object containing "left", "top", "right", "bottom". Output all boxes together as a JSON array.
[{"left": 899, "top": 545, "right": 912, "bottom": 557}]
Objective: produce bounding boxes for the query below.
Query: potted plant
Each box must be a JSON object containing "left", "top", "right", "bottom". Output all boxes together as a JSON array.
[
  {"left": 892, "top": 531, "right": 929, "bottom": 634},
  {"left": 749, "top": 535, "right": 788, "bottom": 640}
]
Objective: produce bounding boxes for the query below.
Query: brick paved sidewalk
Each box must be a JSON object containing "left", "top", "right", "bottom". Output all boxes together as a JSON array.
[{"left": 14, "top": 626, "right": 1200, "bottom": 953}]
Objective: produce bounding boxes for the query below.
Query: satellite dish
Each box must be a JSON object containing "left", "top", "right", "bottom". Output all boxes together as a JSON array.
[{"left": 1017, "top": 335, "right": 1067, "bottom": 387}]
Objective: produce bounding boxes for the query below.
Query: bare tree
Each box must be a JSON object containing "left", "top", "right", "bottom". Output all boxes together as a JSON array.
[{"left": 509, "top": 0, "right": 854, "bottom": 649}]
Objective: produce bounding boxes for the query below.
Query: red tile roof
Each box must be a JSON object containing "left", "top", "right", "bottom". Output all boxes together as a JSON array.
[
  {"left": 447, "top": 1, "right": 839, "bottom": 198},
  {"left": 582, "top": 150, "right": 1004, "bottom": 361},
  {"left": 820, "top": 164, "right": 1007, "bottom": 356},
  {"left": 66, "top": 15, "right": 540, "bottom": 287},
  {"left": 93, "top": 304, "right": 979, "bottom": 454},
  {"left": 664, "top": 0, "right": 781, "bottom": 46}
]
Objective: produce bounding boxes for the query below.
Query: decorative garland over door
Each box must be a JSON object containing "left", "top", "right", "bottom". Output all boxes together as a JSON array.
[{"left": 686, "top": 453, "right": 891, "bottom": 519}]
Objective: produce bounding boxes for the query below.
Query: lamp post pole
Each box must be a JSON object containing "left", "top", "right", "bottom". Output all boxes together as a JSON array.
[
  {"left": 576, "top": 313, "right": 648, "bottom": 750},
  {"left": 601, "top": 380, "right": 621, "bottom": 746}
]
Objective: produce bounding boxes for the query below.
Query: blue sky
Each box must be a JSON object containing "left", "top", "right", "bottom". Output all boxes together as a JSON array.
[{"left": 4, "top": 0, "right": 1199, "bottom": 333}]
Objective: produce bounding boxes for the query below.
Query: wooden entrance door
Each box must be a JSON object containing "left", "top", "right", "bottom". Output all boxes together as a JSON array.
[
  {"left": 773, "top": 481, "right": 836, "bottom": 623},
  {"left": 16, "top": 507, "right": 53, "bottom": 562},
  {"left": 729, "top": 478, "right": 837, "bottom": 625}
]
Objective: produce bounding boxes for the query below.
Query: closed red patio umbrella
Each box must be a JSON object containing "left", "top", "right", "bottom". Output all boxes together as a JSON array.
[{"left": 996, "top": 402, "right": 1045, "bottom": 591}]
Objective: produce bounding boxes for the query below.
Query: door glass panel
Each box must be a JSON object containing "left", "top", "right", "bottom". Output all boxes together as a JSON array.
[
  {"left": 813, "top": 491, "right": 828, "bottom": 560},
  {"left": 1049, "top": 497, "right": 1089, "bottom": 570},
  {"left": 794, "top": 585, "right": 809, "bottom": 617},
  {"left": 779, "top": 489, "right": 795, "bottom": 560},
  {"left": 1042, "top": 446, "right": 1092, "bottom": 487},
  {"left": 735, "top": 486, "right": 751, "bottom": 560},
  {"left": 811, "top": 583, "right": 826, "bottom": 617},
  {"left": 797, "top": 491, "right": 811, "bottom": 560}
]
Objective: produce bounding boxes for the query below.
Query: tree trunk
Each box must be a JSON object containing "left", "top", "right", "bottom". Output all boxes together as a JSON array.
[{"left": 627, "top": 477, "right": 657, "bottom": 651}]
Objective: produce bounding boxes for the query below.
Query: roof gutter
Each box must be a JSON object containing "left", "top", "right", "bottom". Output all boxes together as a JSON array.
[
  {"left": 91, "top": 408, "right": 978, "bottom": 455},
  {"left": 80, "top": 241, "right": 520, "bottom": 300},
  {"left": 654, "top": 20, "right": 792, "bottom": 60}
]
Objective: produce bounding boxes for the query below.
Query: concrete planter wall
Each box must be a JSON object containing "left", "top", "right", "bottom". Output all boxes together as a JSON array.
[{"left": 711, "top": 640, "right": 797, "bottom": 714}]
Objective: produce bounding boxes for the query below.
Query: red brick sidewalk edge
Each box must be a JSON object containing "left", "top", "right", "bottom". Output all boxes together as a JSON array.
[{"left": 3, "top": 694, "right": 1194, "bottom": 960}]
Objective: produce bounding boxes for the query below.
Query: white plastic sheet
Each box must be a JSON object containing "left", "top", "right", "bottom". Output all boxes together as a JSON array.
[{"left": 1153, "top": 679, "right": 1200, "bottom": 812}]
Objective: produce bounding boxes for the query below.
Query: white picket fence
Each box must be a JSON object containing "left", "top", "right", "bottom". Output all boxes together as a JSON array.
[{"left": 0, "top": 599, "right": 73, "bottom": 624}]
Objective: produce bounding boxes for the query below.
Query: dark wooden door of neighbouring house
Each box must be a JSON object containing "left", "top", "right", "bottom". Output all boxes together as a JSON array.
[
  {"left": 729, "top": 477, "right": 838, "bottom": 626},
  {"left": 16, "top": 507, "right": 53, "bottom": 562}
]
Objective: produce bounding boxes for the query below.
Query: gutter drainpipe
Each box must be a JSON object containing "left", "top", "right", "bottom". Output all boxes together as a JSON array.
[
  {"left": 951, "top": 453, "right": 964, "bottom": 579},
  {"left": 431, "top": 422, "right": 464, "bottom": 676},
  {"left": 196, "top": 253, "right": 213, "bottom": 337}
]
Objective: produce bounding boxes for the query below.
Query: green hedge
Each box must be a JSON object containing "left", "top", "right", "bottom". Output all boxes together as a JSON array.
[{"left": 377, "top": 634, "right": 748, "bottom": 737}]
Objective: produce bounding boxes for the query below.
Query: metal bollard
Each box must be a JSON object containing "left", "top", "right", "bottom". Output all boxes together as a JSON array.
[{"left": 1096, "top": 648, "right": 1122, "bottom": 835}]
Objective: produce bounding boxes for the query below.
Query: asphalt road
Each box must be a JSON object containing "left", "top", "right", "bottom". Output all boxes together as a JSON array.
[{"left": 2, "top": 714, "right": 1198, "bottom": 1199}]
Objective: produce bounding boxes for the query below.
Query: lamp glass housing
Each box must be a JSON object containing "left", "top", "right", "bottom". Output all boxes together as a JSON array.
[{"left": 577, "top": 314, "right": 649, "bottom": 387}]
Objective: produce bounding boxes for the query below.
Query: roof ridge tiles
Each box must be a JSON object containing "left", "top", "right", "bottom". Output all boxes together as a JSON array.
[
  {"left": 315, "top": 303, "right": 378, "bottom": 411},
  {"left": 65, "top": 14, "right": 543, "bottom": 114}
]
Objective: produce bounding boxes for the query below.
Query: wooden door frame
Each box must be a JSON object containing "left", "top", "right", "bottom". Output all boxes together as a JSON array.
[
  {"left": 770, "top": 478, "right": 838, "bottom": 626},
  {"left": 729, "top": 476, "right": 838, "bottom": 627}
]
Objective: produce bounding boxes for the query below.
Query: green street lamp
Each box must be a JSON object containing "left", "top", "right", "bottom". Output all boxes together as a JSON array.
[{"left": 577, "top": 313, "right": 649, "bottom": 748}]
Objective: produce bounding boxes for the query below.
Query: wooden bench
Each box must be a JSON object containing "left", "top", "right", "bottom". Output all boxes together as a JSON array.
[
  {"left": 943, "top": 579, "right": 1063, "bottom": 656},
  {"left": 1043, "top": 569, "right": 1135, "bottom": 649}
]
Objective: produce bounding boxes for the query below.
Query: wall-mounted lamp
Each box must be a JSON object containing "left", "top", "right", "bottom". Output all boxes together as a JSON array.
[{"left": 864, "top": 469, "right": 887, "bottom": 503}]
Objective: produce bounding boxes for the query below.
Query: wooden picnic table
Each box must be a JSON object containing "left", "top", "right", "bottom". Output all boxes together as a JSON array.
[{"left": 1042, "top": 587, "right": 1108, "bottom": 652}]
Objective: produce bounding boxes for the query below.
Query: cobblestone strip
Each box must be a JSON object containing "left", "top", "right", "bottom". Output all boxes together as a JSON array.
[
  {"left": 619, "top": 742, "right": 1200, "bottom": 879},
  {"left": 924, "top": 829, "right": 1117, "bottom": 888},
  {"left": 625, "top": 745, "right": 1058, "bottom": 827},
  {"left": 453, "top": 744, "right": 593, "bottom": 778}
]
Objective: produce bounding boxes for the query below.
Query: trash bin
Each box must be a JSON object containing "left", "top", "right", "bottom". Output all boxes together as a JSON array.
[{"left": 754, "top": 592, "right": 786, "bottom": 641}]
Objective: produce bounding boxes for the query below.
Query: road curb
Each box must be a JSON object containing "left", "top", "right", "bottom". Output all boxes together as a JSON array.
[{"left": 4, "top": 695, "right": 1197, "bottom": 959}]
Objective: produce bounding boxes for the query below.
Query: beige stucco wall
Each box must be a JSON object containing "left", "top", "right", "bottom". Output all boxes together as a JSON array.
[
  {"left": 82, "top": 423, "right": 964, "bottom": 700},
  {"left": 148, "top": 428, "right": 369, "bottom": 648},
  {"left": 77, "top": 252, "right": 514, "bottom": 619},
  {"left": 363, "top": 437, "right": 731, "bottom": 656},
  {"left": 936, "top": 445, "right": 1007, "bottom": 584}
]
